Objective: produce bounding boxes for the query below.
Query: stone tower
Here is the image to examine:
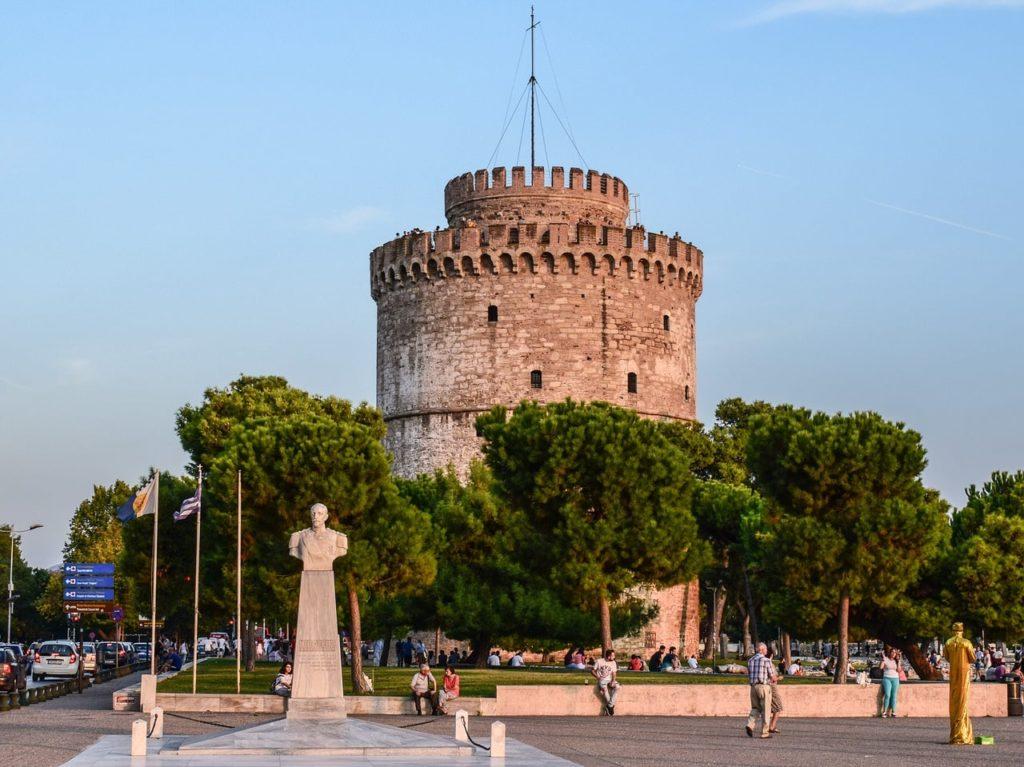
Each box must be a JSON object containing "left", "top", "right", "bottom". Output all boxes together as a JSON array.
[{"left": 370, "top": 165, "right": 704, "bottom": 655}]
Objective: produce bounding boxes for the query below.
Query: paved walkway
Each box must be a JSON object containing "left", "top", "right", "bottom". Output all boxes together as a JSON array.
[{"left": 1, "top": 679, "right": 1021, "bottom": 767}]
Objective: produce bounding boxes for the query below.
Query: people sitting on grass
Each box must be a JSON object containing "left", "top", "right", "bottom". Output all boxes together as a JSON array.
[
  {"left": 649, "top": 645, "right": 665, "bottom": 673},
  {"left": 687, "top": 654, "right": 699, "bottom": 669},
  {"left": 628, "top": 654, "right": 644, "bottom": 671},
  {"left": 592, "top": 648, "right": 620, "bottom": 716},
  {"left": 509, "top": 650, "right": 525, "bottom": 668},
  {"left": 661, "top": 646, "right": 680, "bottom": 672},
  {"left": 410, "top": 663, "right": 438, "bottom": 715},
  {"left": 486, "top": 648, "right": 501, "bottom": 667},
  {"left": 273, "top": 661, "right": 293, "bottom": 697},
  {"left": 438, "top": 649, "right": 448, "bottom": 667},
  {"left": 787, "top": 659, "right": 803, "bottom": 676},
  {"left": 437, "top": 665, "right": 460, "bottom": 714},
  {"left": 567, "top": 647, "right": 587, "bottom": 670}
]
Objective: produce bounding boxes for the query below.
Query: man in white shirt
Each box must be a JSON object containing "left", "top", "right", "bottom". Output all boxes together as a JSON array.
[
  {"left": 509, "top": 651, "right": 525, "bottom": 668},
  {"left": 486, "top": 650, "right": 501, "bottom": 667},
  {"left": 687, "top": 654, "right": 699, "bottom": 669},
  {"left": 591, "top": 649, "right": 620, "bottom": 715},
  {"left": 409, "top": 663, "right": 437, "bottom": 715}
]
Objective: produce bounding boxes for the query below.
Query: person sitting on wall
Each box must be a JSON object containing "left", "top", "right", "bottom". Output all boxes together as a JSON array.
[
  {"left": 273, "top": 661, "right": 293, "bottom": 696},
  {"left": 410, "top": 663, "right": 437, "bottom": 716},
  {"left": 437, "top": 665, "right": 461, "bottom": 714}
]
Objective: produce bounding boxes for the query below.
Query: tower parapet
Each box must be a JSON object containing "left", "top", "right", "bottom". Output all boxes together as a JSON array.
[{"left": 444, "top": 166, "right": 629, "bottom": 228}]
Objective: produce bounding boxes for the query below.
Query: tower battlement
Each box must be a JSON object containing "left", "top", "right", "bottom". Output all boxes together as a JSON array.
[
  {"left": 444, "top": 166, "right": 630, "bottom": 227},
  {"left": 370, "top": 222, "right": 703, "bottom": 301}
]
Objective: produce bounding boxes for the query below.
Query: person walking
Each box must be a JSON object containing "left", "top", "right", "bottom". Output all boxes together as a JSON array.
[
  {"left": 879, "top": 647, "right": 901, "bottom": 717},
  {"left": 745, "top": 642, "right": 774, "bottom": 739},
  {"left": 766, "top": 647, "right": 784, "bottom": 734}
]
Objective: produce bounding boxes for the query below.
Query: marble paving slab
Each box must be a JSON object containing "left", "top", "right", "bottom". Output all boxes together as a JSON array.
[
  {"left": 59, "top": 734, "right": 582, "bottom": 766},
  {"left": 173, "top": 717, "right": 473, "bottom": 756}
]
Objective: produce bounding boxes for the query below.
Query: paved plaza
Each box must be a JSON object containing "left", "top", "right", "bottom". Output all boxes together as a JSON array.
[{"left": 1, "top": 672, "right": 1022, "bottom": 767}]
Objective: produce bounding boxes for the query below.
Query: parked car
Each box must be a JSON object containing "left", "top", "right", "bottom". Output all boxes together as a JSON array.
[
  {"left": 0, "top": 643, "right": 28, "bottom": 674},
  {"left": 32, "top": 640, "right": 81, "bottom": 681},
  {"left": 120, "top": 642, "right": 137, "bottom": 665},
  {"left": 96, "top": 641, "right": 129, "bottom": 669},
  {"left": 1, "top": 647, "right": 27, "bottom": 692},
  {"left": 133, "top": 642, "right": 151, "bottom": 663},
  {"left": 81, "top": 642, "right": 97, "bottom": 674}
]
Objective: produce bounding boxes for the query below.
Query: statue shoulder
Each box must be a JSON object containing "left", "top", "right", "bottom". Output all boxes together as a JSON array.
[{"left": 289, "top": 530, "right": 304, "bottom": 547}]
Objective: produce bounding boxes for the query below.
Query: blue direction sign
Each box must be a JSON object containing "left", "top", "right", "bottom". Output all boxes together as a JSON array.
[
  {"left": 62, "top": 589, "right": 115, "bottom": 601},
  {"left": 63, "top": 576, "right": 115, "bottom": 589},
  {"left": 64, "top": 562, "right": 115, "bottom": 576}
]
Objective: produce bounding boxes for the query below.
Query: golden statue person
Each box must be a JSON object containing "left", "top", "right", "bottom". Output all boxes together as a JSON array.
[{"left": 945, "top": 621, "right": 973, "bottom": 745}]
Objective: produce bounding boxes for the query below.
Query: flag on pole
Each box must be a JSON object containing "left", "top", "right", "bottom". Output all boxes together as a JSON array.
[
  {"left": 174, "top": 480, "right": 202, "bottom": 522},
  {"left": 117, "top": 475, "right": 159, "bottom": 522}
]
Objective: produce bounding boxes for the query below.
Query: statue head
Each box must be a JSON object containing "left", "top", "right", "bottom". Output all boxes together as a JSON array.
[
  {"left": 952, "top": 621, "right": 964, "bottom": 636},
  {"left": 310, "top": 503, "right": 329, "bottom": 529}
]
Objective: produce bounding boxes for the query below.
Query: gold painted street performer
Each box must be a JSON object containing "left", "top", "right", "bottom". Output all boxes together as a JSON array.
[
  {"left": 945, "top": 621, "right": 974, "bottom": 745},
  {"left": 287, "top": 503, "right": 348, "bottom": 719}
]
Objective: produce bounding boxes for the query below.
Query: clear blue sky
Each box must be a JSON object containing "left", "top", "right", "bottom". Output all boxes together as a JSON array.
[{"left": 2, "top": 1, "right": 1022, "bottom": 566}]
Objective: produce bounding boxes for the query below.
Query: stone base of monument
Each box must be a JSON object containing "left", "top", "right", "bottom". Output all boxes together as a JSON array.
[
  {"left": 170, "top": 717, "right": 476, "bottom": 757},
  {"left": 285, "top": 696, "right": 348, "bottom": 720}
]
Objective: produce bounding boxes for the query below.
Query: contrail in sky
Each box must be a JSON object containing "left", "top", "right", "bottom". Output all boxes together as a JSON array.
[
  {"left": 738, "top": 162, "right": 1010, "bottom": 241},
  {"left": 865, "top": 199, "right": 1010, "bottom": 240}
]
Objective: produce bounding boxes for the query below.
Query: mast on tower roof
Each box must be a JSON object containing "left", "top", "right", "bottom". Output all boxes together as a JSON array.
[{"left": 528, "top": 6, "right": 538, "bottom": 169}]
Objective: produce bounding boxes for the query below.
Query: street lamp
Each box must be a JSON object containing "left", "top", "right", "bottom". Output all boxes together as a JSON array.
[{"left": 4, "top": 524, "right": 44, "bottom": 643}]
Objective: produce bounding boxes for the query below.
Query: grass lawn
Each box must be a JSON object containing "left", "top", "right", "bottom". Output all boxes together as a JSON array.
[{"left": 160, "top": 659, "right": 831, "bottom": 697}]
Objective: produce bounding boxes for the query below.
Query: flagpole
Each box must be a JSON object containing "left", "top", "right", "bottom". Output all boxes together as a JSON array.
[
  {"left": 236, "top": 469, "right": 242, "bottom": 695},
  {"left": 150, "top": 471, "right": 160, "bottom": 676},
  {"left": 191, "top": 466, "right": 203, "bottom": 695}
]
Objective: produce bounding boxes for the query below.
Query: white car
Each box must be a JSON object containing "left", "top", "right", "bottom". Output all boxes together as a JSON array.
[{"left": 33, "top": 640, "right": 81, "bottom": 681}]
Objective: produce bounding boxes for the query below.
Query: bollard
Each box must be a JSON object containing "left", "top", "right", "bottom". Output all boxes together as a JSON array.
[
  {"left": 1008, "top": 680, "right": 1023, "bottom": 717},
  {"left": 0, "top": 692, "right": 10, "bottom": 712},
  {"left": 454, "top": 709, "right": 469, "bottom": 743},
  {"left": 149, "top": 706, "right": 164, "bottom": 739},
  {"left": 9, "top": 690, "right": 19, "bottom": 709},
  {"left": 20, "top": 690, "right": 30, "bottom": 707},
  {"left": 131, "top": 719, "right": 148, "bottom": 756},
  {"left": 490, "top": 720, "right": 506, "bottom": 758}
]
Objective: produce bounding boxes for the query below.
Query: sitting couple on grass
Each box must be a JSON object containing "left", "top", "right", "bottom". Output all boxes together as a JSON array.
[{"left": 410, "top": 663, "right": 461, "bottom": 715}]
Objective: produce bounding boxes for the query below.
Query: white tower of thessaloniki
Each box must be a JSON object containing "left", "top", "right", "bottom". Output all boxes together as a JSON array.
[{"left": 369, "top": 165, "right": 705, "bottom": 656}]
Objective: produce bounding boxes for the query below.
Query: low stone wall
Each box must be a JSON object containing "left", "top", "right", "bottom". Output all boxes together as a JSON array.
[
  {"left": 141, "top": 682, "right": 1012, "bottom": 718},
  {"left": 151, "top": 692, "right": 494, "bottom": 715},
  {"left": 493, "top": 682, "right": 1010, "bottom": 718}
]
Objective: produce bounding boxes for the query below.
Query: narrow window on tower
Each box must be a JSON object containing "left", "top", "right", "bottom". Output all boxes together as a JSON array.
[
  {"left": 530, "top": 370, "right": 543, "bottom": 389},
  {"left": 487, "top": 305, "right": 498, "bottom": 323},
  {"left": 685, "top": 385, "right": 690, "bottom": 401},
  {"left": 663, "top": 314, "right": 670, "bottom": 331},
  {"left": 509, "top": 227, "right": 519, "bottom": 245},
  {"left": 627, "top": 372, "right": 638, "bottom": 394}
]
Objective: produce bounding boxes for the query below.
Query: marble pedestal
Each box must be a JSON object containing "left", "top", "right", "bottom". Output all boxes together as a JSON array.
[{"left": 288, "top": 569, "right": 345, "bottom": 720}]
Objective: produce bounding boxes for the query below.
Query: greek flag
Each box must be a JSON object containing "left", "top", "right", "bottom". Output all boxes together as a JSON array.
[{"left": 175, "top": 482, "right": 201, "bottom": 522}]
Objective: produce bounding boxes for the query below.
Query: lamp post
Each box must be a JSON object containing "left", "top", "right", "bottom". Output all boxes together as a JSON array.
[{"left": 4, "top": 524, "right": 44, "bottom": 643}]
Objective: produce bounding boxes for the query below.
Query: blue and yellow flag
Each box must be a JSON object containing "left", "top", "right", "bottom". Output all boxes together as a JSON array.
[{"left": 117, "top": 475, "right": 159, "bottom": 522}]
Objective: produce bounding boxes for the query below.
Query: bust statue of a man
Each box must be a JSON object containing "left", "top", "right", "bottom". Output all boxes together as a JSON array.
[{"left": 289, "top": 503, "right": 348, "bottom": 572}]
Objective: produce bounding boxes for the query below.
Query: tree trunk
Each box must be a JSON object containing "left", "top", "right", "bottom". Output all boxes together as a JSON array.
[
  {"left": 741, "top": 612, "right": 752, "bottom": 657},
  {"left": 599, "top": 593, "right": 613, "bottom": 653},
  {"left": 781, "top": 631, "right": 793, "bottom": 668},
  {"left": 833, "top": 592, "right": 850, "bottom": 685},
  {"left": 470, "top": 635, "right": 492, "bottom": 668},
  {"left": 434, "top": 627, "right": 441, "bottom": 663},
  {"left": 702, "top": 585, "right": 727, "bottom": 660},
  {"left": 347, "top": 577, "right": 368, "bottom": 693},
  {"left": 380, "top": 626, "right": 393, "bottom": 667}
]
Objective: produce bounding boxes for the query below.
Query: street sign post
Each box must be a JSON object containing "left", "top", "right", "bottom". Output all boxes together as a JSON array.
[
  {"left": 111, "top": 605, "right": 124, "bottom": 622},
  {"left": 63, "top": 563, "right": 115, "bottom": 576},
  {"left": 63, "top": 576, "right": 115, "bottom": 589}
]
